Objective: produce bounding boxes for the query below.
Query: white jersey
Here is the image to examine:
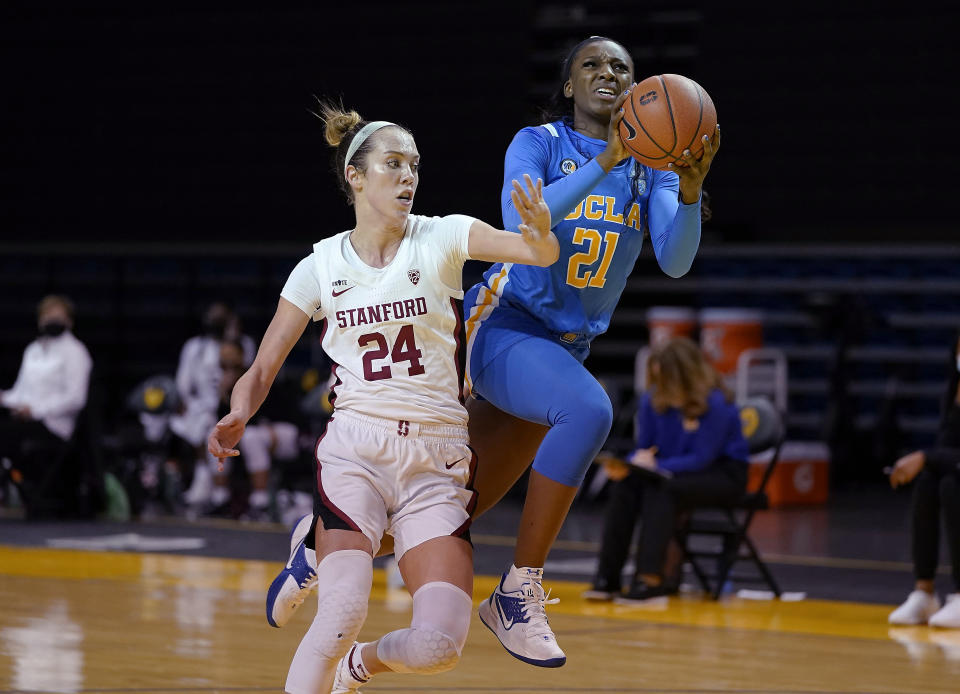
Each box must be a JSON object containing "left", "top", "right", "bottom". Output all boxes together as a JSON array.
[{"left": 281, "top": 214, "right": 474, "bottom": 426}]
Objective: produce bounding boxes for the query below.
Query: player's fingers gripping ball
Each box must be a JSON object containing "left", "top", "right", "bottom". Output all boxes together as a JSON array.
[{"left": 618, "top": 74, "right": 717, "bottom": 170}]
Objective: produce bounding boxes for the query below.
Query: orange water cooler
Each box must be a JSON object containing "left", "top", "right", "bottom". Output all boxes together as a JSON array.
[
  {"left": 646, "top": 306, "right": 696, "bottom": 347},
  {"left": 698, "top": 308, "right": 764, "bottom": 376}
]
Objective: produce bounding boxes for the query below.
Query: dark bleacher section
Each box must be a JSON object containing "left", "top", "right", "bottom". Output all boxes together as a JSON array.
[
  {"left": 589, "top": 243, "right": 960, "bottom": 475},
  {"left": 2, "top": 243, "right": 956, "bottom": 486}
]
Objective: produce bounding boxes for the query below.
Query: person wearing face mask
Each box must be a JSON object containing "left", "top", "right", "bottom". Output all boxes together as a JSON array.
[
  {"left": 171, "top": 301, "right": 256, "bottom": 507},
  {"left": 0, "top": 295, "right": 93, "bottom": 473},
  {"left": 888, "top": 334, "right": 960, "bottom": 628}
]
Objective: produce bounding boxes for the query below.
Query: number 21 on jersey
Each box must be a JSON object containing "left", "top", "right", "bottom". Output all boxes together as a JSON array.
[{"left": 565, "top": 227, "right": 620, "bottom": 289}]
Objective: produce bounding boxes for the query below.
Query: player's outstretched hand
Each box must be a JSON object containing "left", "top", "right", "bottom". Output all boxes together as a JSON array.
[
  {"left": 208, "top": 411, "right": 245, "bottom": 468},
  {"left": 669, "top": 125, "right": 721, "bottom": 203},
  {"left": 510, "top": 173, "right": 558, "bottom": 265}
]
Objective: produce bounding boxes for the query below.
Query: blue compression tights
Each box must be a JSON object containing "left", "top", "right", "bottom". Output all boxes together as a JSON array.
[{"left": 472, "top": 334, "right": 613, "bottom": 487}]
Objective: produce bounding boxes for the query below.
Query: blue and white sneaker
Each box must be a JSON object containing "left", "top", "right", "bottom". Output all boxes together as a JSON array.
[
  {"left": 266, "top": 513, "right": 318, "bottom": 627},
  {"left": 478, "top": 565, "right": 565, "bottom": 667}
]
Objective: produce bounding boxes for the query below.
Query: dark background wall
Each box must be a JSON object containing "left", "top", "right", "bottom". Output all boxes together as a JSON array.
[{"left": 3, "top": 1, "right": 957, "bottom": 247}]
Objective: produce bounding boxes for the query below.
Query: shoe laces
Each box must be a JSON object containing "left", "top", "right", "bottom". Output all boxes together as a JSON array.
[
  {"left": 520, "top": 581, "right": 560, "bottom": 638},
  {"left": 287, "top": 570, "right": 317, "bottom": 608}
]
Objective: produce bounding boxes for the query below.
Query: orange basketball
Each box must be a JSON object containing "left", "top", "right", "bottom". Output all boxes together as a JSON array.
[{"left": 618, "top": 74, "right": 717, "bottom": 170}]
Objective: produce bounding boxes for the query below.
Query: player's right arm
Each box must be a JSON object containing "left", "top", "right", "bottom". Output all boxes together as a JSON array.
[
  {"left": 208, "top": 298, "right": 309, "bottom": 459},
  {"left": 501, "top": 91, "right": 631, "bottom": 229}
]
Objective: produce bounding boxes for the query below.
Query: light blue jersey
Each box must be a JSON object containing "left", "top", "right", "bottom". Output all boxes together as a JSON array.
[
  {"left": 465, "top": 119, "right": 701, "bottom": 387},
  {"left": 462, "top": 119, "right": 702, "bottom": 486}
]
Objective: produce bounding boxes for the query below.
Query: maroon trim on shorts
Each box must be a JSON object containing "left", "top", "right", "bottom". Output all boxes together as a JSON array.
[
  {"left": 450, "top": 444, "right": 479, "bottom": 538},
  {"left": 328, "top": 363, "right": 342, "bottom": 409},
  {"left": 449, "top": 296, "right": 466, "bottom": 404},
  {"left": 314, "top": 416, "right": 362, "bottom": 533}
]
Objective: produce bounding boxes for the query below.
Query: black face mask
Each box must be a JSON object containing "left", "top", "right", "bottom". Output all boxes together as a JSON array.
[
  {"left": 39, "top": 321, "right": 68, "bottom": 338},
  {"left": 203, "top": 318, "right": 227, "bottom": 339}
]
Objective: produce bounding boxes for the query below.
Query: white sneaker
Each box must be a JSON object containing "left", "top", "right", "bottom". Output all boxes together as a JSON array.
[
  {"left": 183, "top": 463, "right": 212, "bottom": 505},
  {"left": 478, "top": 566, "right": 566, "bottom": 667},
  {"left": 889, "top": 590, "right": 942, "bottom": 625},
  {"left": 930, "top": 593, "right": 960, "bottom": 628},
  {"left": 332, "top": 642, "right": 370, "bottom": 693},
  {"left": 265, "top": 514, "right": 318, "bottom": 627}
]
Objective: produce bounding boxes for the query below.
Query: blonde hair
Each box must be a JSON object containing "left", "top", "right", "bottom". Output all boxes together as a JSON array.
[
  {"left": 646, "top": 336, "right": 730, "bottom": 418},
  {"left": 317, "top": 101, "right": 363, "bottom": 147}
]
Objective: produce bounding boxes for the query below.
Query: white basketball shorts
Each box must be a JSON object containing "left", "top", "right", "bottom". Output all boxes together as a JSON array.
[{"left": 315, "top": 410, "right": 477, "bottom": 559}]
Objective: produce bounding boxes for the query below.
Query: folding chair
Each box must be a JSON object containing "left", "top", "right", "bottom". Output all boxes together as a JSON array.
[{"left": 677, "top": 396, "right": 784, "bottom": 599}]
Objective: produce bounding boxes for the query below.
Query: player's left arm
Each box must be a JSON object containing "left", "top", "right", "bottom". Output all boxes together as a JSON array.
[
  {"left": 648, "top": 128, "right": 721, "bottom": 278},
  {"left": 469, "top": 174, "right": 560, "bottom": 267}
]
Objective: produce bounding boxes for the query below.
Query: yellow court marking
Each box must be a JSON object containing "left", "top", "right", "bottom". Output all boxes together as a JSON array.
[{"left": 0, "top": 544, "right": 899, "bottom": 643}]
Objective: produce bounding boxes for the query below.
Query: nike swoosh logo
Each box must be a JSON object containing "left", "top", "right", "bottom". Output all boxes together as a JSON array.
[
  {"left": 445, "top": 457, "right": 465, "bottom": 470},
  {"left": 285, "top": 538, "right": 305, "bottom": 569},
  {"left": 331, "top": 286, "right": 355, "bottom": 297},
  {"left": 495, "top": 594, "right": 516, "bottom": 629}
]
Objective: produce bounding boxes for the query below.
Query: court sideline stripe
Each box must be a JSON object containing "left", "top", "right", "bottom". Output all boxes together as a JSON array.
[{"left": 0, "top": 687, "right": 937, "bottom": 694}]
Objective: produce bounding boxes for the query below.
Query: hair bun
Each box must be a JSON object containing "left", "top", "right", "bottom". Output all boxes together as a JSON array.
[{"left": 316, "top": 101, "right": 363, "bottom": 147}]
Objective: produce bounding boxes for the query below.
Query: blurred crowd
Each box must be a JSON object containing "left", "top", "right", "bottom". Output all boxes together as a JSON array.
[{"left": 0, "top": 295, "right": 333, "bottom": 525}]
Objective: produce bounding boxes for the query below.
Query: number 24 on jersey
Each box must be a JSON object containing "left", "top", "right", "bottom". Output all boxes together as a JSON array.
[{"left": 358, "top": 325, "right": 425, "bottom": 381}]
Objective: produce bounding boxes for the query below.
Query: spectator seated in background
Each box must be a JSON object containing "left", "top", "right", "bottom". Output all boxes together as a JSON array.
[
  {"left": 207, "top": 340, "right": 303, "bottom": 520},
  {"left": 172, "top": 301, "right": 256, "bottom": 506},
  {"left": 0, "top": 295, "right": 93, "bottom": 488},
  {"left": 115, "top": 374, "right": 194, "bottom": 514},
  {"left": 888, "top": 334, "right": 960, "bottom": 629},
  {"left": 584, "top": 337, "right": 749, "bottom": 605}
]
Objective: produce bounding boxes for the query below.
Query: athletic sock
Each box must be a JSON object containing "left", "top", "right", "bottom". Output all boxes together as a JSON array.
[{"left": 249, "top": 489, "right": 269, "bottom": 508}]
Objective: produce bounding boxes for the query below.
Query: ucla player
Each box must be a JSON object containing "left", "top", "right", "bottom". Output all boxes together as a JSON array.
[
  {"left": 468, "top": 36, "right": 719, "bottom": 666},
  {"left": 263, "top": 36, "right": 719, "bottom": 669},
  {"left": 209, "top": 103, "right": 557, "bottom": 693}
]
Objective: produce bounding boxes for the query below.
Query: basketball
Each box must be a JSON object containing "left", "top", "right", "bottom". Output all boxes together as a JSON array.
[{"left": 618, "top": 74, "right": 717, "bottom": 170}]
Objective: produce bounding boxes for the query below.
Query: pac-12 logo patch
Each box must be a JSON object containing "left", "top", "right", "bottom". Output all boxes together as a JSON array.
[
  {"left": 407, "top": 269, "right": 421, "bottom": 285},
  {"left": 560, "top": 158, "right": 577, "bottom": 175}
]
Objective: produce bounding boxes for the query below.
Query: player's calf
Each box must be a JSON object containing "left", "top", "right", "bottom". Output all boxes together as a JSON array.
[
  {"left": 332, "top": 580, "right": 471, "bottom": 690},
  {"left": 284, "top": 549, "right": 373, "bottom": 694}
]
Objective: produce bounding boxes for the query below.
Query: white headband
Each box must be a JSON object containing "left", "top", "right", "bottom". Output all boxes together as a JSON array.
[{"left": 344, "top": 121, "right": 395, "bottom": 177}]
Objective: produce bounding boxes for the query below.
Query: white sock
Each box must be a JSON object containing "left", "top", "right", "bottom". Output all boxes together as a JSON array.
[
  {"left": 210, "top": 485, "right": 230, "bottom": 506},
  {"left": 340, "top": 642, "right": 372, "bottom": 688},
  {"left": 249, "top": 489, "right": 269, "bottom": 508},
  {"left": 502, "top": 564, "right": 543, "bottom": 592}
]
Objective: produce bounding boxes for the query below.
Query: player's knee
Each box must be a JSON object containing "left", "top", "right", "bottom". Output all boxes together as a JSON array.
[
  {"left": 577, "top": 384, "right": 614, "bottom": 441},
  {"left": 407, "top": 627, "right": 461, "bottom": 674},
  {"left": 308, "top": 584, "right": 369, "bottom": 659},
  {"left": 380, "top": 627, "right": 460, "bottom": 674},
  {"left": 306, "top": 549, "right": 372, "bottom": 659}
]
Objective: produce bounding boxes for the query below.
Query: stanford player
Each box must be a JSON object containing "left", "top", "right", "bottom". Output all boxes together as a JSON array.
[{"left": 207, "top": 102, "right": 557, "bottom": 694}]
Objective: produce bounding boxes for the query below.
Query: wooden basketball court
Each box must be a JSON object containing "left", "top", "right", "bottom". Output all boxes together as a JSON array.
[{"left": 1, "top": 545, "right": 956, "bottom": 693}]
